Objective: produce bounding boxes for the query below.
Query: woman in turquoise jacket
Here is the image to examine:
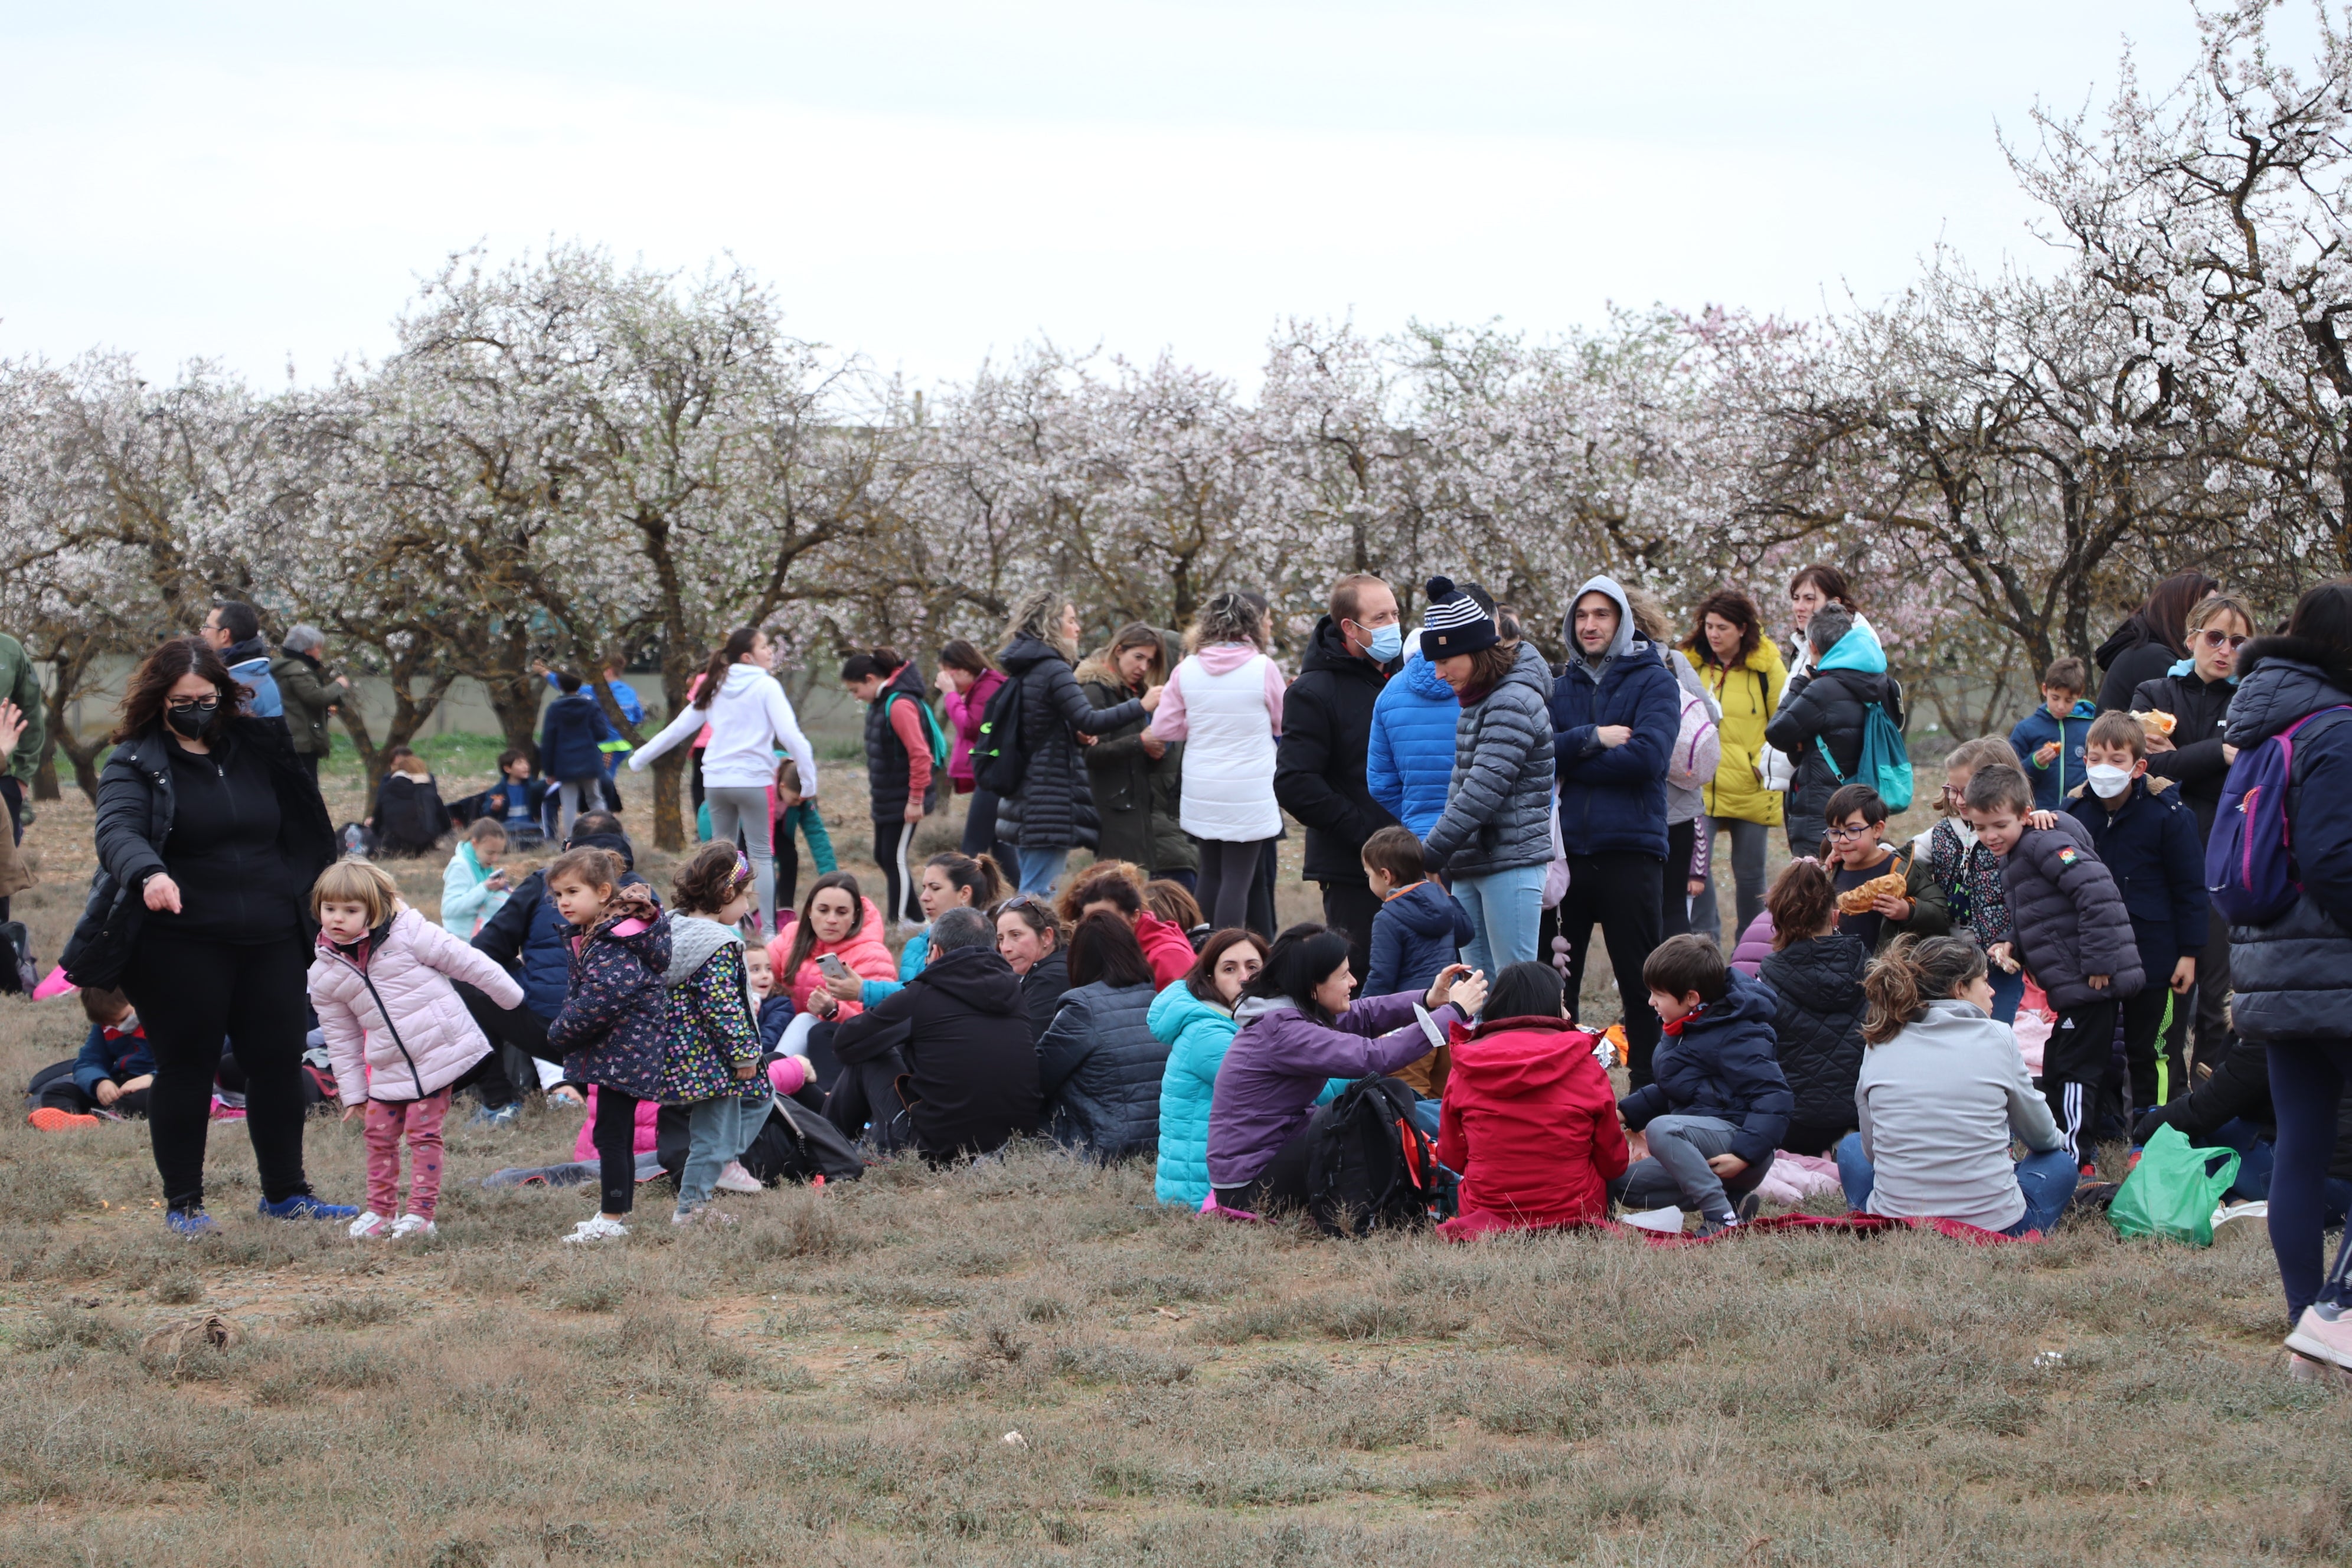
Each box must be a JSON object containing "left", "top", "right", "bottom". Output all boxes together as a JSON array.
[{"left": 1152, "top": 927, "right": 1354, "bottom": 1206}]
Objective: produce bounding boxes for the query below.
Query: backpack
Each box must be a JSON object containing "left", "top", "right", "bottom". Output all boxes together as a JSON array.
[
  {"left": 1304, "top": 1076, "right": 1440, "bottom": 1237},
  {"left": 2206, "top": 704, "right": 2352, "bottom": 926},
  {"left": 883, "top": 691, "right": 951, "bottom": 773},
  {"left": 654, "top": 1092, "right": 866, "bottom": 1187},
  {"left": 1814, "top": 691, "right": 1913, "bottom": 812},
  {"left": 969, "top": 673, "right": 1031, "bottom": 797}
]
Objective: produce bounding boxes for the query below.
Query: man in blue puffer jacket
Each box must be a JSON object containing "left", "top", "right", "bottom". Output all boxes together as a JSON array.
[
  {"left": 1548, "top": 574, "right": 1680, "bottom": 1085},
  {"left": 1366, "top": 646, "right": 1460, "bottom": 837}
]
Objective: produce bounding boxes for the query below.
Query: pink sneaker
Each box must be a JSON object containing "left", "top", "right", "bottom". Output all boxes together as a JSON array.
[
  {"left": 2286, "top": 1304, "right": 2352, "bottom": 1370},
  {"left": 714, "top": 1161, "right": 761, "bottom": 1194}
]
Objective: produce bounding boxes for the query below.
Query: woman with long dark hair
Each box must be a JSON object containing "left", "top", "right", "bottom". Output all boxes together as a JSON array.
[
  {"left": 631, "top": 626, "right": 818, "bottom": 937},
  {"left": 937, "top": 638, "right": 1015, "bottom": 869},
  {"left": 61, "top": 638, "right": 356, "bottom": 1236},
  {"left": 2095, "top": 570, "right": 2222, "bottom": 714},
  {"left": 841, "top": 646, "right": 939, "bottom": 929},
  {"left": 1680, "top": 587, "right": 1785, "bottom": 940}
]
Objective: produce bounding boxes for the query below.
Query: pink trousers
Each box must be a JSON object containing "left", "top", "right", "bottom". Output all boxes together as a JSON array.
[{"left": 365, "top": 1089, "right": 452, "bottom": 1219}]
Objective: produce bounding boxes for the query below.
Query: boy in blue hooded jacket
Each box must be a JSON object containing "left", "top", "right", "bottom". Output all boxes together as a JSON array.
[
  {"left": 2008, "top": 656, "right": 2100, "bottom": 812},
  {"left": 1547, "top": 575, "right": 1681, "bottom": 1086}
]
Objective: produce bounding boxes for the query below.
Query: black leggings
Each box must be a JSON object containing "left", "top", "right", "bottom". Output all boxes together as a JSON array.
[
  {"left": 1198, "top": 837, "right": 1276, "bottom": 936},
  {"left": 120, "top": 927, "right": 315, "bottom": 1212},
  {"left": 873, "top": 818, "right": 921, "bottom": 926},
  {"left": 1556, "top": 851, "right": 1667, "bottom": 1086},
  {"left": 591, "top": 1085, "right": 643, "bottom": 1215},
  {"left": 1211, "top": 1109, "right": 1322, "bottom": 1215}
]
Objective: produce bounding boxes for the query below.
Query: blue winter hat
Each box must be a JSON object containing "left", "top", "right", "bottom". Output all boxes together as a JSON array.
[{"left": 1420, "top": 576, "right": 1499, "bottom": 659}]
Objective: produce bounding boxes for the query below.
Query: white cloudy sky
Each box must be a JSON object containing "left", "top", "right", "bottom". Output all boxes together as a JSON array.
[{"left": 0, "top": 2, "right": 2230, "bottom": 390}]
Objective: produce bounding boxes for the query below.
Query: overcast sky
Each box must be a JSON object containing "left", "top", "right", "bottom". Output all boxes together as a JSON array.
[{"left": 0, "top": 2, "right": 2226, "bottom": 390}]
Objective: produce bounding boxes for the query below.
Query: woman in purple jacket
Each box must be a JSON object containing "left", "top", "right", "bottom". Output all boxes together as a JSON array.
[{"left": 1206, "top": 923, "right": 1487, "bottom": 1214}]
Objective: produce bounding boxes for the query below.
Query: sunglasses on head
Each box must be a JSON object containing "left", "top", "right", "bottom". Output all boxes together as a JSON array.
[{"left": 2197, "top": 628, "right": 2248, "bottom": 651}]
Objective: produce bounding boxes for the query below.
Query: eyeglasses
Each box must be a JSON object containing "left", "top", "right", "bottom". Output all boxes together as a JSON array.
[
  {"left": 1824, "top": 824, "right": 1875, "bottom": 841},
  {"left": 2197, "top": 629, "right": 2249, "bottom": 651},
  {"left": 166, "top": 695, "right": 220, "bottom": 713}
]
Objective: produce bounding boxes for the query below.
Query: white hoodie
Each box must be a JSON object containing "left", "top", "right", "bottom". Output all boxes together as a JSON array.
[{"left": 631, "top": 663, "right": 820, "bottom": 795}]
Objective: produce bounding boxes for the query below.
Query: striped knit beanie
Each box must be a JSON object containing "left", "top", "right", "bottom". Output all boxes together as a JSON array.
[{"left": 1420, "top": 576, "right": 1499, "bottom": 659}]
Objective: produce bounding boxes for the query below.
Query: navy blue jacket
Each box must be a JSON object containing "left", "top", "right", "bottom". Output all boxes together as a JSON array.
[
  {"left": 539, "top": 692, "right": 618, "bottom": 782},
  {"left": 1363, "top": 880, "right": 1473, "bottom": 998},
  {"left": 2222, "top": 639, "right": 2352, "bottom": 1041},
  {"left": 472, "top": 830, "right": 646, "bottom": 1021},
  {"left": 74, "top": 1023, "right": 155, "bottom": 1096},
  {"left": 757, "top": 994, "right": 795, "bottom": 1053},
  {"left": 1616, "top": 969, "right": 1794, "bottom": 1169},
  {"left": 478, "top": 777, "right": 547, "bottom": 829},
  {"left": 1549, "top": 586, "right": 1679, "bottom": 860},
  {"left": 2062, "top": 775, "right": 2207, "bottom": 967},
  {"left": 2009, "top": 698, "right": 2100, "bottom": 812}
]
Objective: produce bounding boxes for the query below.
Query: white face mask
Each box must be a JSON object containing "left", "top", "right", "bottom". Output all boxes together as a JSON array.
[{"left": 2086, "top": 763, "right": 2134, "bottom": 800}]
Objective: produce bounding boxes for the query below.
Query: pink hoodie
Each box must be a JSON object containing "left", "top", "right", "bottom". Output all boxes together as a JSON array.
[{"left": 1149, "top": 642, "right": 1284, "bottom": 742}]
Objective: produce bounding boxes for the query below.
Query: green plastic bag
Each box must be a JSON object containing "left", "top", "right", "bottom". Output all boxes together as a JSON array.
[{"left": 2109, "top": 1124, "right": 2240, "bottom": 1246}]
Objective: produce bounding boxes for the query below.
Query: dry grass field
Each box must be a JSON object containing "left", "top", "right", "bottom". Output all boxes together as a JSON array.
[{"left": 0, "top": 754, "right": 2346, "bottom": 1566}]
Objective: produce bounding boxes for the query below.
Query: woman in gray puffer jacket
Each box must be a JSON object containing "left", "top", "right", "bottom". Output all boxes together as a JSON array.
[
  {"left": 1416, "top": 579, "right": 1557, "bottom": 975},
  {"left": 1036, "top": 912, "right": 1170, "bottom": 1161},
  {"left": 994, "top": 590, "right": 1161, "bottom": 897}
]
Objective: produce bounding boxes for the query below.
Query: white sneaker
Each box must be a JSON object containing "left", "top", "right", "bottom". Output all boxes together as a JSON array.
[
  {"left": 348, "top": 1210, "right": 391, "bottom": 1239},
  {"left": 562, "top": 1215, "right": 629, "bottom": 1244},
  {"left": 714, "top": 1161, "right": 761, "bottom": 1194},
  {"left": 671, "top": 1206, "right": 738, "bottom": 1228},
  {"left": 389, "top": 1214, "right": 436, "bottom": 1239}
]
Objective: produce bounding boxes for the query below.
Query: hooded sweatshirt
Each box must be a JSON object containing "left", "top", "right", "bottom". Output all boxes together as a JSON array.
[
  {"left": 1438, "top": 1014, "right": 1628, "bottom": 1233},
  {"left": 632, "top": 661, "right": 819, "bottom": 795},
  {"left": 659, "top": 913, "right": 765, "bottom": 1104},
  {"left": 1855, "top": 997, "right": 2064, "bottom": 1233},
  {"left": 1616, "top": 969, "right": 1793, "bottom": 1169},
  {"left": 1549, "top": 575, "right": 1681, "bottom": 859},
  {"left": 1763, "top": 623, "right": 1902, "bottom": 834},
  {"left": 1154, "top": 642, "right": 1284, "bottom": 842}
]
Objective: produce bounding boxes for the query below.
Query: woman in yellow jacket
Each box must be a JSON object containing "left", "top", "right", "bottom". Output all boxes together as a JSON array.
[{"left": 1680, "top": 589, "right": 1786, "bottom": 943}]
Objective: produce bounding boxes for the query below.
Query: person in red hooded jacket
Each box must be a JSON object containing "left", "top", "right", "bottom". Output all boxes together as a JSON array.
[
  {"left": 1438, "top": 961, "right": 1629, "bottom": 1239},
  {"left": 1060, "top": 863, "right": 1198, "bottom": 988}
]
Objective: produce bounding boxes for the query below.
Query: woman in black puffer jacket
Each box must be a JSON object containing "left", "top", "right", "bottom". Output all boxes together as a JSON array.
[
  {"left": 2220, "top": 586, "right": 2352, "bottom": 1351},
  {"left": 994, "top": 590, "right": 1159, "bottom": 899},
  {"left": 63, "top": 638, "right": 355, "bottom": 1236},
  {"left": 1755, "top": 860, "right": 1868, "bottom": 1156},
  {"left": 1036, "top": 912, "right": 1170, "bottom": 1161}
]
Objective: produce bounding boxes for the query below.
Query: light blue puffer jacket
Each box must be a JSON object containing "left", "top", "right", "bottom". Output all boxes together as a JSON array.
[
  {"left": 1149, "top": 980, "right": 1350, "bottom": 1207},
  {"left": 1367, "top": 652, "right": 1461, "bottom": 838}
]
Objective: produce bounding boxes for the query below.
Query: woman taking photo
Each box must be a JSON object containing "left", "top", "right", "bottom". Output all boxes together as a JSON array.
[
  {"left": 631, "top": 626, "right": 820, "bottom": 939},
  {"left": 1077, "top": 624, "right": 1188, "bottom": 881},
  {"left": 63, "top": 638, "right": 357, "bottom": 1235},
  {"left": 995, "top": 590, "right": 1162, "bottom": 897},
  {"left": 1680, "top": 587, "right": 1785, "bottom": 941},
  {"left": 1149, "top": 593, "right": 1284, "bottom": 935}
]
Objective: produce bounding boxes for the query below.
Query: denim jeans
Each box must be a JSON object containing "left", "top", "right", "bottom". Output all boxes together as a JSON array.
[
  {"left": 1987, "top": 965, "right": 2025, "bottom": 1026},
  {"left": 1834, "top": 1132, "right": 2080, "bottom": 1237},
  {"left": 1017, "top": 846, "right": 1069, "bottom": 898},
  {"left": 677, "top": 1092, "right": 750, "bottom": 1213},
  {"left": 1452, "top": 862, "right": 1546, "bottom": 979}
]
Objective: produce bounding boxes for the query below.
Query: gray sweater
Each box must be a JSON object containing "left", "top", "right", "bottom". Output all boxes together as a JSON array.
[{"left": 1854, "top": 998, "right": 2063, "bottom": 1233}]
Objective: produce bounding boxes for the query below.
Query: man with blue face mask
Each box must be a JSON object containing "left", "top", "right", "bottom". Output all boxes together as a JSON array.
[{"left": 1275, "top": 574, "right": 1406, "bottom": 988}]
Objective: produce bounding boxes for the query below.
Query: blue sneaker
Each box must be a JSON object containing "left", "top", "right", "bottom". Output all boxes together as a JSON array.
[
  {"left": 468, "top": 1102, "right": 521, "bottom": 1131},
  {"left": 165, "top": 1207, "right": 220, "bottom": 1237},
  {"left": 256, "top": 1193, "right": 361, "bottom": 1221}
]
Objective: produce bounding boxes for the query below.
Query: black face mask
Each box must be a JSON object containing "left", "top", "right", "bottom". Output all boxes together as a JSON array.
[{"left": 165, "top": 704, "right": 214, "bottom": 739}]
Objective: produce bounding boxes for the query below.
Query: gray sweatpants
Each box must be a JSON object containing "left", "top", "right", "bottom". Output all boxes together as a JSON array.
[{"left": 1613, "top": 1113, "right": 1743, "bottom": 1223}]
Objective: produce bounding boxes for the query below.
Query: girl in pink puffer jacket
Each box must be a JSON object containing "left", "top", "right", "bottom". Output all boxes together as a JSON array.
[{"left": 309, "top": 860, "right": 525, "bottom": 1239}]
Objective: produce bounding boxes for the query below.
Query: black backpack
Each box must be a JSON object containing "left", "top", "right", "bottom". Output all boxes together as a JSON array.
[
  {"left": 655, "top": 1093, "right": 865, "bottom": 1188},
  {"left": 969, "top": 674, "right": 1030, "bottom": 797},
  {"left": 1305, "top": 1077, "right": 1439, "bottom": 1237}
]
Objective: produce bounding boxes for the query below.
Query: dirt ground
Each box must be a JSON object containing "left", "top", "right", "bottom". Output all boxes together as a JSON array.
[{"left": 1, "top": 758, "right": 2346, "bottom": 1566}]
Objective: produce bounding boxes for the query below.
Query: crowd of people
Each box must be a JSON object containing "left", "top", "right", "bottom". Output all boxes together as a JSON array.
[{"left": 25, "top": 564, "right": 2352, "bottom": 1380}]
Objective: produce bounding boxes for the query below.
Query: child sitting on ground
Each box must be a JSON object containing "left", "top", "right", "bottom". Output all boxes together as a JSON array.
[
  {"left": 661, "top": 844, "right": 770, "bottom": 1223},
  {"left": 1438, "top": 961, "right": 1627, "bottom": 1239},
  {"left": 544, "top": 845, "right": 676, "bottom": 1243},
  {"left": 1964, "top": 762, "right": 2143, "bottom": 1169},
  {"left": 2008, "top": 656, "right": 2099, "bottom": 812},
  {"left": 743, "top": 942, "right": 795, "bottom": 1053},
  {"left": 25, "top": 987, "right": 155, "bottom": 1128},
  {"left": 1360, "top": 825, "right": 1474, "bottom": 1103},
  {"left": 1756, "top": 859, "right": 1868, "bottom": 1157},
  {"left": 441, "top": 818, "right": 512, "bottom": 939},
  {"left": 477, "top": 750, "right": 548, "bottom": 848},
  {"left": 1837, "top": 935, "right": 2078, "bottom": 1236},
  {"left": 309, "top": 860, "right": 527, "bottom": 1239},
  {"left": 2062, "top": 711, "right": 2206, "bottom": 1119},
  {"left": 1613, "top": 933, "right": 1793, "bottom": 1235}
]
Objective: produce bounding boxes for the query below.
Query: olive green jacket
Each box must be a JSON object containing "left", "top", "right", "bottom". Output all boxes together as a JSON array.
[{"left": 0, "top": 635, "right": 45, "bottom": 783}]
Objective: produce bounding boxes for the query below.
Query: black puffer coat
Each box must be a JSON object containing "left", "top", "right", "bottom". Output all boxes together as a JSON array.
[
  {"left": 1275, "top": 616, "right": 1401, "bottom": 883},
  {"left": 1758, "top": 932, "right": 1868, "bottom": 1135},
  {"left": 1077, "top": 658, "right": 1159, "bottom": 868},
  {"left": 2131, "top": 664, "right": 2236, "bottom": 840},
  {"left": 864, "top": 659, "right": 940, "bottom": 821},
  {"left": 1765, "top": 664, "right": 1905, "bottom": 840},
  {"left": 832, "top": 942, "right": 1041, "bottom": 1161},
  {"left": 1016, "top": 947, "right": 1070, "bottom": 1044},
  {"left": 1421, "top": 641, "right": 1556, "bottom": 879},
  {"left": 1999, "top": 812, "right": 2144, "bottom": 1011},
  {"left": 2222, "top": 638, "right": 2352, "bottom": 1042},
  {"left": 1036, "top": 979, "right": 1168, "bottom": 1161},
  {"left": 2095, "top": 613, "right": 2184, "bottom": 716},
  {"left": 996, "top": 635, "right": 1144, "bottom": 851}
]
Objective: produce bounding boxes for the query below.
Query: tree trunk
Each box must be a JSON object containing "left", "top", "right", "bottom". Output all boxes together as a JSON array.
[
  {"left": 485, "top": 669, "right": 543, "bottom": 770},
  {"left": 651, "top": 749, "right": 687, "bottom": 851}
]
